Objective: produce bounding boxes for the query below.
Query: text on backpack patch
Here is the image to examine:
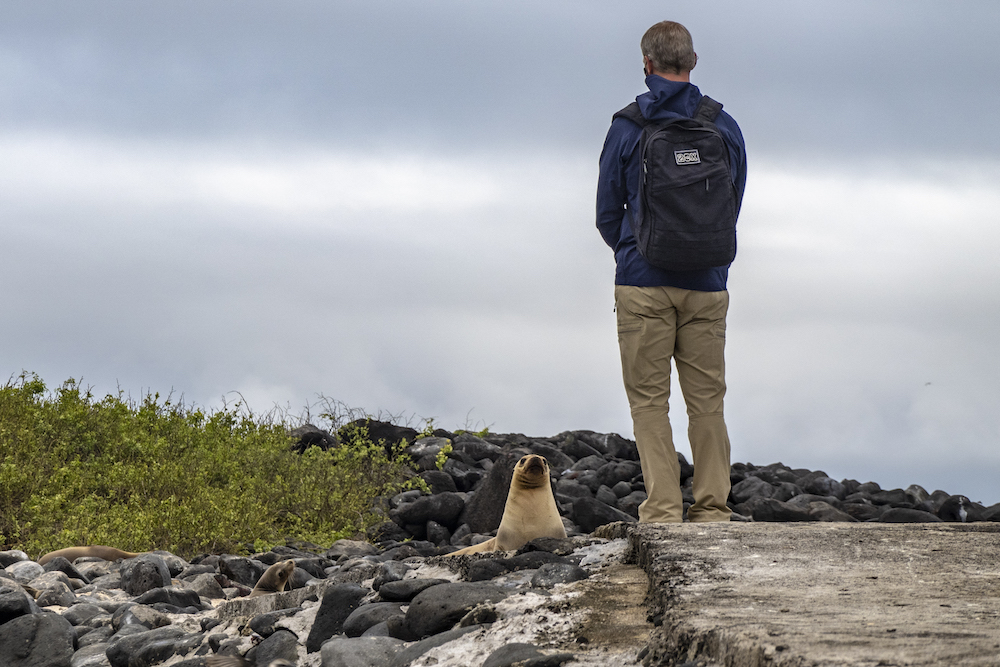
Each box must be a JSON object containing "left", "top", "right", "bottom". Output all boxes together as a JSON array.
[{"left": 674, "top": 149, "right": 701, "bottom": 165}]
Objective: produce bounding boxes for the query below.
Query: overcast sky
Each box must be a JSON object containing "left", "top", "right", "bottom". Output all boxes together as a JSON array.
[{"left": 2, "top": 1, "right": 998, "bottom": 505}]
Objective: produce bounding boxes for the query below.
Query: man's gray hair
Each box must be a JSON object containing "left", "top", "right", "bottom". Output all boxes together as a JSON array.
[{"left": 641, "top": 21, "right": 698, "bottom": 74}]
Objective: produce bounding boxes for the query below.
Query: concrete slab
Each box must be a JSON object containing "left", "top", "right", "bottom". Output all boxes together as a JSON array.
[{"left": 598, "top": 522, "right": 1000, "bottom": 666}]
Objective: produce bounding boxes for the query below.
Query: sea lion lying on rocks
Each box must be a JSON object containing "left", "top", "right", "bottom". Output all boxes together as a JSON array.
[
  {"left": 449, "top": 454, "right": 566, "bottom": 555},
  {"left": 37, "top": 545, "right": 142, "bottom": 565}
]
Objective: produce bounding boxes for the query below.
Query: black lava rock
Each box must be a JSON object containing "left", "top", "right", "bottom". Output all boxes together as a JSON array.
[
  {"left": 119, "top": 555, "right": 172, "bottom": 596},
  {"left": 378, "top": 578, "right": 449, "bottom": 602},
  {"left": 483, "top": 642, "right": 576, "bottom": 667},
  {"left": 404, "top": 582, "right": 509, "bottom": 639},
  {"left": 397, "top": 492, "right": 466, "bottom": 529},
  {"left": 0, "top": 612, "right": 75, "bottom": 667},
  {"left": 530, "top": 563, "right": 589, "bottom": 588},
  {"left": 343, "top": 602, "right": 406, "bottom": 637},
  {"left": 879, "top": 508, "right": 943, "bottom": 523},
  {"left": 571, "top": 496, "right": 637, "bottom": 533},
  {"left": 305, "top": 583, "right": 369, "bottom": 652},
  {"left": 290, "top": 423, "right": 339, "bottom": 453}
]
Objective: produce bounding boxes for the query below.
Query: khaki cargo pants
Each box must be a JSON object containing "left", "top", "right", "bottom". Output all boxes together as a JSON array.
[{"left": 615, "top": 285, "right": 732, "bottom": 523}]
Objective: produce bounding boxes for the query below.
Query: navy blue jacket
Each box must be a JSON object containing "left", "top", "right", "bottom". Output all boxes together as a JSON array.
[{"left": 597, "top": 75, "right": 747, "bottom": 291}]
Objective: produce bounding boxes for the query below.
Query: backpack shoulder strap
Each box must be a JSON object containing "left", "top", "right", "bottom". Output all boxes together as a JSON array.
[
  {"left": 612, "top": 102, "right": 647, "bottom": 127},
  {"left": 693, "top": 95, "right": 723, "bottom": 124}
]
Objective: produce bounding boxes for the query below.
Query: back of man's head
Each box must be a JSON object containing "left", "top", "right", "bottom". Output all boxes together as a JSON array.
[{"left": 641, "top": 21, "right": 698, "bottom": 74}]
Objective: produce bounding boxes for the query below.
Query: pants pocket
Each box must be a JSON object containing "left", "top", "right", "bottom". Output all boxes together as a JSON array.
[
  {"left": 615, "top": 287, "right": 644, "bottom": 335},
  {"left": 617, "top": 319, "right": 642, "bottom": 334}
]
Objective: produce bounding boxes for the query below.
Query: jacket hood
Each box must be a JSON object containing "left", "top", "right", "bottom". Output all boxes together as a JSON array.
[{"left": 636, "top": 75, "right": 703, "bottom": 121}]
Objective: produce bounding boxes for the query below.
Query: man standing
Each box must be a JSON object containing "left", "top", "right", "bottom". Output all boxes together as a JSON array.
[{"left": 596, "top": 21, "right": 747, "bottom": 523}]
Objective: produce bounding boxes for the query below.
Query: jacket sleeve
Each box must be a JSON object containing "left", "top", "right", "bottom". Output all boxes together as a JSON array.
[
  {"left": 717, "top": 111, "right": 748, "bottom": 218},
  {"left": 596, "top": 119, "right": 638, "bottom": 253}
]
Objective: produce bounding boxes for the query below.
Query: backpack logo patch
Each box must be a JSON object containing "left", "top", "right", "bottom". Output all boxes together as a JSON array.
[{"left": 674, "top": 149, "right": 701, "bottom": 165}]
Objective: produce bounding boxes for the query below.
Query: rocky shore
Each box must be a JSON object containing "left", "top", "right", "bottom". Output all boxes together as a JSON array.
[
  {"left": 2, "top": 422, "right": 999, "bottom": 667},
  {"left": 337, "top": 421, "right": 1000, "bottom": 536}
]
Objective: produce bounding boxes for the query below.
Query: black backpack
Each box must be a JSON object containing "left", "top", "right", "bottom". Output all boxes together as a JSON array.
[{"left": 613, "top": 96, "right": 738, "bottom": 271}]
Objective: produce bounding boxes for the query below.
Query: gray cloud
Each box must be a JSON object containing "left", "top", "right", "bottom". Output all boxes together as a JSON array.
[{"left": 3, "top": 1, "right": 997, "bottom": 157}]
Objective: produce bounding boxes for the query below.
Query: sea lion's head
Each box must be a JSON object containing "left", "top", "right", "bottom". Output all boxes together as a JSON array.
[
  {"left": 513, "top": 454, "right": 551, "bottom": 489},
  {"left": 269, "top": 560, "right": 295, "bottom": 591},
  {"left": 249, "top": 559, "right": 296, "bottom": 597}
]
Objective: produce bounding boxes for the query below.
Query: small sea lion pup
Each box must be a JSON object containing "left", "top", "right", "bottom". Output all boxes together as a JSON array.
[
  {"left": 248, "top": 559, "right": 295, "bottom": 598},
  {"left": 37, "top": 545, "right": 141, "bottom": 565},
  {"left": 448, "top": 454, "right": 567, "bottom": 555}
]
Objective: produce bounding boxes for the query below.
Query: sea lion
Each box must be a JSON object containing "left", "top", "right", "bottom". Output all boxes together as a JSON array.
[
  {"left": 448, "top": 454, "right": 566, "bottom": 556},
  {"left": 37, "top": 546, "right": 141, "bottom": 565},
  {"left": 248, "top": 560, "right": 295, "bottom": 598}
]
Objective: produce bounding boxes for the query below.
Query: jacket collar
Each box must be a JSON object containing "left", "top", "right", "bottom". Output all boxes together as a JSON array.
[{"left": 637, "top": 75, "right": 702, "bottom": 121}]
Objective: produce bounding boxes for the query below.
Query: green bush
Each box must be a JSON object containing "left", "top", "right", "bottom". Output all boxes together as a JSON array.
[{"left": 0, "top": 373, "right": 416, "bottom": 559}]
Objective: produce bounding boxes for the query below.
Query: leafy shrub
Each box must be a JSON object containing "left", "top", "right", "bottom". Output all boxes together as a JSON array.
[{"left": 0, "top": 373, "right": 416, "bottom": 559}]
